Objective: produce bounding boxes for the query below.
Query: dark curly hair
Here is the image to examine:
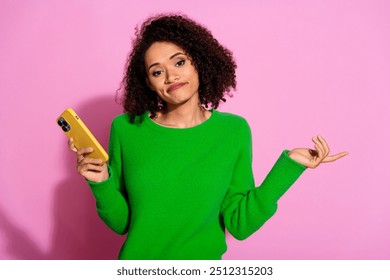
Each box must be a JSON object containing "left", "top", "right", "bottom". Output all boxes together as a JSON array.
[{"left": 118, "top": 13, "right": 237, "bottom": 123}]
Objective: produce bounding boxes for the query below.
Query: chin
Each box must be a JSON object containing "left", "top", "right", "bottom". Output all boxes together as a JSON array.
[{"left": 166, "top": 96, "right": 191, "bottom": 104}]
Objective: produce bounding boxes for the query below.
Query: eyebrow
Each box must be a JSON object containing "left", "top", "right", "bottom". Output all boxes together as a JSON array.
[{"left": 147, "top": 52, "right": 185, "bottom": 71}]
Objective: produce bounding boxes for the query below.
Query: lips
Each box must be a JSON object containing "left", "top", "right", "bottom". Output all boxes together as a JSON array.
[{"left": 167, "top": 83, "right": 186, "bottom": 93}]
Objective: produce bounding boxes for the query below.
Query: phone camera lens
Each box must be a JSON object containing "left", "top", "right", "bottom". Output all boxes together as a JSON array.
[
  {"left": 57, "top": 118, "right": 65, "bottom": 126},
  {"left": 62, "top": 125, "right": 70, "bottom": 132}
]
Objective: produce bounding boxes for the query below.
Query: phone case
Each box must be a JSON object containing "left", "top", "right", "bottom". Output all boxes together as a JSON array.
[{"left": 57, "top": 108, "right": 109, "bottom": 163}]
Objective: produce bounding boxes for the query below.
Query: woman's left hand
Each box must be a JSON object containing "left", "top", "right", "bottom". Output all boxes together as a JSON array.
[{"left": 288, "top": 135, "right": 348, "bottom": 169}]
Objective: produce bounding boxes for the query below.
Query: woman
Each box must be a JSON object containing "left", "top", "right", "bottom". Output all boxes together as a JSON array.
[{"left": 69, "top": 14, "right": 348, "bottom": 260}]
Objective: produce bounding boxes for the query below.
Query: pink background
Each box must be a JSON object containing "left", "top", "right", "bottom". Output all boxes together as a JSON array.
[{"left": 1, "top": 0, "right": 389, "bottom": 260}]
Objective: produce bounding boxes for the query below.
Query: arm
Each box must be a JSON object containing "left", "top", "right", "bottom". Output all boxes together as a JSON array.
[
  {"left": 87, "top": 120, "right": 130, "bottom": 235},
  {"left": 221, "top": 122, "right": 348, "bottom": 241},
  {"left": 221, "top": 121, "right": 306, "bottom": 240}
]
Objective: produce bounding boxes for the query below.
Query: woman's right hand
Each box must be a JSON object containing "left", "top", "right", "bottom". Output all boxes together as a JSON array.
[{"left": 68, "top": 138, "right": 109, "bottom": 183}]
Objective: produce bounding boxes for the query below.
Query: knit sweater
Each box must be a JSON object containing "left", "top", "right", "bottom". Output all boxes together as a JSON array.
[{"left": 88, "top": 110, "right": 306, "bottom": 260}]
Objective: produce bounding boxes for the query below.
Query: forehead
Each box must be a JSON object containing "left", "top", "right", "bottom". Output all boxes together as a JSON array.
[{"left": 145, "top": 42, "right": 186, "bottom": 64}]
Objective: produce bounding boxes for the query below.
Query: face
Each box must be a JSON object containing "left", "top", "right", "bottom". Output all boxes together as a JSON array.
[{"left": 144, "top": 41, "right": 200, "bottom": 108}]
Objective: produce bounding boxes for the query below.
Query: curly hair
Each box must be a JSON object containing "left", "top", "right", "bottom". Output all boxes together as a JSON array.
[{"left": 118, "top": 13, "right": 237, "bottom": 123}]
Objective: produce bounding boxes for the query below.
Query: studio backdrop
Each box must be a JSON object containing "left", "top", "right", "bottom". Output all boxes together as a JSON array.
[{"left": 1, "top": 0, "right": 389, "bottom": 259}]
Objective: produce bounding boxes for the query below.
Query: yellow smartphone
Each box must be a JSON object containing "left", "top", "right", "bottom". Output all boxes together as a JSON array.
[{"left": 57, "top": 108, "right": 109, "bottom": 163}]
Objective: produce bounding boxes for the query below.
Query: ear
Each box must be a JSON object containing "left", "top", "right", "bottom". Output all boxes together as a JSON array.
[{"left": 145, "top": 77, "right": 155, "bottom": 91}]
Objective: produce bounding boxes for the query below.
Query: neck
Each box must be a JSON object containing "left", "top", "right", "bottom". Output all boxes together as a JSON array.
[{"left": 155, "top": 100, "right": 210, "bottom": 128}]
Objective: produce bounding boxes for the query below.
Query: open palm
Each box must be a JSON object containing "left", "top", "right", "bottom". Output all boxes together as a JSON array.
[{"left": 288, "top": 135, "right": 348, "bottom": 169}]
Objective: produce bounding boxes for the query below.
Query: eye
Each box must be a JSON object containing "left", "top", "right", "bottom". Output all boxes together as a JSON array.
[
  {"left": 175, "top": 59, "right": 185, "bottom": 67},
  {"left": 152, "top": 70, "right": 162, "bottom": 77}
]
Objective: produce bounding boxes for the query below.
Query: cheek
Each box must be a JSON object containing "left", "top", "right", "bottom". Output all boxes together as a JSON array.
[
  {"left": 192, "top": 74, "right": 200, "bottom": 89},
  {"left": 148, "top": 77, "right": 162, "bottom": 91},
  {"left": 186, "top": 68, "right": 199, "bottom": 85}
]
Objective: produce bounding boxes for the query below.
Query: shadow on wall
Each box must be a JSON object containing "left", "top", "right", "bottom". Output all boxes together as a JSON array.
[{"left": 0, "top": 94, "right": 126, "bottom": 259}]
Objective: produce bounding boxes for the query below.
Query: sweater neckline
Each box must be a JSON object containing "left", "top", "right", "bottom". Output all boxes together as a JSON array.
[{"left": 144, "top": 109, "right": 216, "bottom": 132}]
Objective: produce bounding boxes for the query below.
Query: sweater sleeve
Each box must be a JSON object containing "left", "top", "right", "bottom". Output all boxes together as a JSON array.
[
  {"left": 220, "top": 121, "right": 306, "bottom": 240},
  {"left": 87, "top": 119, "right": 130, "bottom": 235}
]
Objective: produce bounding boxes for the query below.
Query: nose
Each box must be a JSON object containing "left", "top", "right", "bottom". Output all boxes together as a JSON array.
[{"left": 164, "top": 68, "right": 179, "bottom": 84}]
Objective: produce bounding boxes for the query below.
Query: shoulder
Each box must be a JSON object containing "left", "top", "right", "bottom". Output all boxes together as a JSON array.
[
  {"left": 111, "top": 113, "right": 146, "bottom": 128},
  {"left": 110, "top": 114, "right": 141, "bottom": 137},
  {"left": 213, "top": 110, "right": 250, "bottom": 131},
  {"left": 110, "top": 114, "right": 129, "bottom": 132},
  {"left": 213, "top": 111, "right": 252, "bottom": 145},
  {"left": 112, "top": 113, "right": 129, "bottom": 123}
]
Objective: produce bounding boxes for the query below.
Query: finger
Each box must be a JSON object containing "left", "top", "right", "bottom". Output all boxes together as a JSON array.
[
  {"left": 77, "top": 147, "right": 94, "bottom": 163},
  {"left": 68, "top": 138, "right": 78, "bottom": 153},
  {"left": 317, "top": 135, "right": 330, "bottom": 158},
  {"left": 317, "top": 137, "right": 326, "bottom": 157},
  {"left": 312, "top": 138, "right": 325, "bottom": 160},
  {"left": 77, "top": 147, "right": 93, "bottom": 156},
  {"left": 79, "top": 157, "right": 103, "bottom": 166},
  {"left": 322, "top": 151, "right": 349, "bottom": 163},
  {"left": 313, "top": 144, "right": 323, "bottom": 166},
  {"left": 312, "top": 137, "right": 325, "bottom": 158},
  {"left": 77, "top": 163, "right": 104, "bottom": 175}
]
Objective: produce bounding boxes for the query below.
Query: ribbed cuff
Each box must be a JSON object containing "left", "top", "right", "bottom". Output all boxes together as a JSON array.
[
  {"left": 281, "top": 149, "right": 307, "bottom": 171},
  {"left": 87, "top": 165, "right": 119, "bottom": 205},
  {"left": 257, "top": 150, "right": 306, "bottom": 202}
]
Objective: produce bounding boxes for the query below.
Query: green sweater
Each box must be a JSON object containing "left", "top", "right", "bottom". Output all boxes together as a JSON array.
[{"left": 88, "top": 110, "right": 306, "bottom": 260}]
